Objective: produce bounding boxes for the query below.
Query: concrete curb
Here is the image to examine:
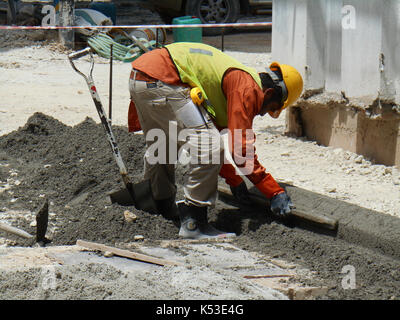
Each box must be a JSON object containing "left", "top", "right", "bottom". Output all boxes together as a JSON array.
[{"left": 283, "top": 184, "right": 400, "bottom": 259}]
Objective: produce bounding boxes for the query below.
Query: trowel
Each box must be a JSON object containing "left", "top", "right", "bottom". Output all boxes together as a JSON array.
[{"left": 68, "top": 48, "right": 158, "bottom": 214}]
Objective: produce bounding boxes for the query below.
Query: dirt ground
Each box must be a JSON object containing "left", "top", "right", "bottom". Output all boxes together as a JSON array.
[{"left": 0, "top": 30, "right": 400, "bottom": 300}]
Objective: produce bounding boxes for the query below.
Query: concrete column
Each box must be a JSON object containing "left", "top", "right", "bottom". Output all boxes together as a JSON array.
[
  {"left": 271, "top": 0, "right": 327, "bottom": 91},
  {"left": 324, "top": 0, "right": 343, "bottom": 93},
  {"left": 273, "top": 0, "right": 400, "bottom": 167},
  {"left": 271, "top": 0, "right": 308, "bottom": 84},
  {"left": 59, "top": 0, "right": 75, "bottom": 49},
  {"left": 380, "top": 0, "right": 400, "bottom": 104},
  {"left": 272, "top": 0, "right": 395, "bottom": 102},
  {"left": 340, "top": 0, "right": 382, "bottom": 102}
]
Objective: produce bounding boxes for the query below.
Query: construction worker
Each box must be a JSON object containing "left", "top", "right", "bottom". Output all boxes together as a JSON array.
[{"left": 128, "top": 42, "right": 303, "bottom": 240}]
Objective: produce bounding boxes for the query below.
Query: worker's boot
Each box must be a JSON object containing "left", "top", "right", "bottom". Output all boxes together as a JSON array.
[{"left": 177, "top": 202, "right": 236, "bottom": 240}]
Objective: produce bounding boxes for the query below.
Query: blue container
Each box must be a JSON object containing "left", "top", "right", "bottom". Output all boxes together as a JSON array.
[
  {"left": 88, "top": 2, "right": 117, "bottom": 25},
  {"left": 172, "top": 16, "right": 202, "bottom": 43}
]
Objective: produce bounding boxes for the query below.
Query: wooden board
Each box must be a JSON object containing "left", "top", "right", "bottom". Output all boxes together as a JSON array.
[
  {"left": 76, "top": 239, "right": 182, "bottom": 267},
  {"left": 0, "top": 222, "right": 33, "bottom": 239},
  {"left": 217, "top": 186, "right": 338, "bottom": 231}
]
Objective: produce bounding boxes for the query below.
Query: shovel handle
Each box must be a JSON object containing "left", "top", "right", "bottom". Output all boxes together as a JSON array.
[
  {"left": 68, "top": 48, "right": 131, "bottom": 190},
  {"left": 68, "top": 47, "right": 94, "bottom": 81},
  {"left": 68, "top": 47, "right": 92, "bottom": 61}
]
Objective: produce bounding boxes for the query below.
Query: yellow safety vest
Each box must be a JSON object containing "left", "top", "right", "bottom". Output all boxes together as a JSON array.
[{"left": 165, "top": 42, "right": 262, "bottom": 127}]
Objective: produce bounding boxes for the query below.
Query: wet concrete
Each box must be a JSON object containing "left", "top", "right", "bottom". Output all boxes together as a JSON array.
[
  {"left": 0, "top": 113, "right": 399, "bottom": 299},
  {"left": 0, "top": 243, "right": 289, "bottom": 300}
]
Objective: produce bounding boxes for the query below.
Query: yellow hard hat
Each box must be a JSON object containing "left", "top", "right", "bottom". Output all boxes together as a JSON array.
[{"left": 267, "top": 62, "right": 303, "bottom": 118}]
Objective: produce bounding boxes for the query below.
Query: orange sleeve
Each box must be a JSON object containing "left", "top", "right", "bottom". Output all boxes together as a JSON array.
[{"left": 221, "top": 69, "right": 284, "bottom": 199}]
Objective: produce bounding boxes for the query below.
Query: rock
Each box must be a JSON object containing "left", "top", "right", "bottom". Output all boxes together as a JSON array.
[
  {"left": 134, "top": 235, "right": 144, "bottom": 241},
  {"left": 333, "top": 148, "right": 343, "bottom": 155},
  {"left": 103, "top": 251, "right": 114, "bottom": 258},
  {"left": 327, "top": 187, "right": 337, "bottom": 193},
  {"left": 355, "top": 155, "right": 363, "bottom": 164},
  {"left": 384, "top": 167, "right": 392, "bottom": 175},
  {"left": 30, "top": 220, "right": 37, "bottom": 227},
  {"left": 124, "top": 210, "right": 137, "bottom": 223}
]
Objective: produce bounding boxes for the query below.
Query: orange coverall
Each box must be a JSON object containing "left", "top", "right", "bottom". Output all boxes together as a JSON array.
[{"left": 128, "top": 48, "right": 284, "bottom": 199}]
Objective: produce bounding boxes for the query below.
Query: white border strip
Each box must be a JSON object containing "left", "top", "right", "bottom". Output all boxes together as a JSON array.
[{"left": 0, "top": 22, "right": 272, "bottom": 30}]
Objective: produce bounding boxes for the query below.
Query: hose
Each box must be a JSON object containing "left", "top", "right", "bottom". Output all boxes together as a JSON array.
[{"left": 87, "top": 33, "right": 158, "bottom": 62}]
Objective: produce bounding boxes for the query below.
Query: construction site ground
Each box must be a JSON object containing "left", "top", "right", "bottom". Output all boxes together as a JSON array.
[{"left": 0, "top": 28, "right": 400, "bottom": 301}]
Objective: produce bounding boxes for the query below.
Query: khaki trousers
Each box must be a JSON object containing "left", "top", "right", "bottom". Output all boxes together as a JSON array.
[{"left": 129, "top": 73, "right": 223, "bottom": 207}]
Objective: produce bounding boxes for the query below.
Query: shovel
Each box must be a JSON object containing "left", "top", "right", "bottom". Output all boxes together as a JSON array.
[{"left": 68, "top": 48, "right": 158, "bottom": 214}]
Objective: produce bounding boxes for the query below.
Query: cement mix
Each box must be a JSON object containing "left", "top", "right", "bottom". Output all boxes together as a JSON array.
[
  {"left": 1, "top": 114, "right": 399, "bottom": 299},
  {"left": 0, "top": 243, "right": 288, "bottom": 300}
]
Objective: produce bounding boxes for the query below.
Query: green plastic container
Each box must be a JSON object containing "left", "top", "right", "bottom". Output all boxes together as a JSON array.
[{"left": 172, "top": 16, "right": 202, "bottom": 43}]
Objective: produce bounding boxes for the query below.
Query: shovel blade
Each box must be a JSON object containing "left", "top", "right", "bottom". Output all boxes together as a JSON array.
[
  {"left": 109, "top": 180, "right": 158, "bottom": 215},
  {"left": 109, "top": 188, "right": 135, "bottom": 206}
]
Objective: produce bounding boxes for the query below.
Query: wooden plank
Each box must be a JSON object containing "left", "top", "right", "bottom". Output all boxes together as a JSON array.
[
  {"left": 0, "top": 222, "right": 34, "bottom": 239},
  {"left": 253, "top": 277, "right": 328, "bottom": 300},
  {"left": 217, "top": 186, "right": 338, "bottom": 231},
  {"left": 76, "top": 239, "right": 182, "bottom": 267},
  {"left": 243, "top": 274, "right": 293, "bottom": 279}
]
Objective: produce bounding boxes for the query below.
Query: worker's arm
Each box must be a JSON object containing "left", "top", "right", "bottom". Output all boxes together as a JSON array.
[{"left": 222, "top": 69, "right": 284, "bottom": 199}]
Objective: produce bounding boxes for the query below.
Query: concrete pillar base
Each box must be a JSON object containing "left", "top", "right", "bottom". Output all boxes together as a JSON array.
[{"left": 286, "top": 97, "right": 400, "bottom": 167}]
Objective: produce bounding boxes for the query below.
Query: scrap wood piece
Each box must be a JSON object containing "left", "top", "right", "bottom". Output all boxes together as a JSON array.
[
  {"left": 76, "top": 239, "right": 182, "bottom": 267},
  {"left": 36, "top": 198, "right": 49, "bottom": 243},
  {"left": 0, "top": 222, "right": 33, "bottom": 239},
  {"left": 217, "top": 186, "right": 338, "bottom": 231},
  {"left": 252, "top": 277, "right": 328, "bottom": 300},
  {"left": 243, "top": 274, "right": 294, "bottom": 279}
]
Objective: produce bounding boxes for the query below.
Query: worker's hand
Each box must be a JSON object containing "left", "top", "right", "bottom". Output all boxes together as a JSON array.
[
  {"left": 230, "top": 182, "right": 253, "bottom": 207},
  {"left": 270, "top": 192, "right": 294, "bottom": 218}
]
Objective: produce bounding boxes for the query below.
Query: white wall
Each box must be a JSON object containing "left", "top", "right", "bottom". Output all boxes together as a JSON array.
[{"left": 272, "top": 0, "right": 400, "bottom": 106}]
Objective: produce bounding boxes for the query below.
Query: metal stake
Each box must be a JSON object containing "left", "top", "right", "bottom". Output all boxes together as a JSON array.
[{"left": 109, "top": 44, "right": 113, "bottom": 124}]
